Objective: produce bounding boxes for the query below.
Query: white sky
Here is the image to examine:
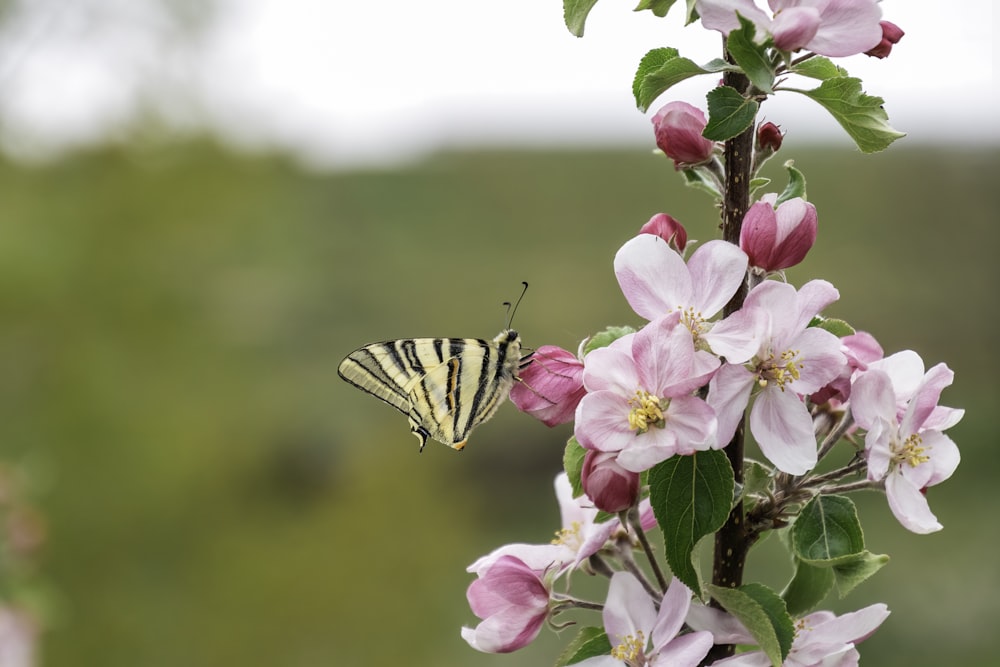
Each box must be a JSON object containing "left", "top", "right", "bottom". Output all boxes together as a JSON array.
[{"left": 0, "top": 0, "right": 995, "bottom": 168}]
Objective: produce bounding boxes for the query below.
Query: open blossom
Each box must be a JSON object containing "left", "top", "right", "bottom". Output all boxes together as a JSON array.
[
  {"left": 614, "top": 234, "right": 748, "bottom": 345},
  {"left": 651, "top": 102, "right": 715, "bottom": 167},
  {"left": 576, "top": 573, "right": 713, "bottom": 667},
  {"left": 690, "top": 602, "right": 889, "bottom": 666},
  {"left": 511, "top": 345, "right": 585, "bottom": 426},
  {"left": 462, "top": 555, "right": 552, "bottom": 653},
  {"left": 707, "top": 280, "right": 846, "bottom": 474},
  {"left": 696, "top": 0, "right": 883, "bottom": 58},
  {"left": 740, "top": 194, "right": 817, "bottom": 272},
  {"left": 850, "top": 353, "right": 963, "bottom": 533},
  {"left": 575, "top": 313, "right": 720, "bottom": 472}
]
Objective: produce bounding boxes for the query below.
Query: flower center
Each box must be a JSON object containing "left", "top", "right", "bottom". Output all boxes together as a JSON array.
[
  {"left": 679, "top": 305, "right": 706, "bottom": 337},
  {"left": 892, "top": 433, "right": 930, "bottom": 468},
  {"left": 552, "top": 520, "right": 582, "bottom": 548},
  {"left": 610, "top": 630, "right": 646, "bottom": 664},
  {"left": 758, "top": 348, "right": 802, "bottom": 391},
  {"left": 628, "top": 389, "right": 666, "bottom": 433}
]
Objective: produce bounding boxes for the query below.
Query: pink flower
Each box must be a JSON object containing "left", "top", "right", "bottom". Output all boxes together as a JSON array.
[
  {"left": 614, "top": 234, "right": 748, "bottom": 336},
  {"left": 691, "top": 602, "right": 890, "bottom": 666},
  {"left": 639, "top": 213, "right": 688, "bottom": 252},
  {"left": 707, "top": 280, "right": 846, "bottom": 474},
  {"left": 575, "top": 313, "right": 719, "bottom": 472},
  {"left": 575, "top": 573, "right": 713, "bottom": 667},
  {"left": 581, "top": 450, "right": 641, "bottom": 513},
  {"left": 810, "top": 330, "right": 883, "bottom": 405},
  {"left": 850, "top": 354, "right": 963, "bottom": 533},
  {"left": 866, "top": 20, "right": 905, "bottom": 59},
  {"left": 740, "top": 194, "right": 817, "bottom": 272},
  {"left": 651, "top": 102, "right": 715, "bottom": 168},
  {"left": 696, "top": 0, "right": 883, "bottom": 58},
  {"left": 462, "top": 555, "right": 552, "bottom": 653},
  {"left": 511, "top": 345, "right": 585, "bottom": 426}
]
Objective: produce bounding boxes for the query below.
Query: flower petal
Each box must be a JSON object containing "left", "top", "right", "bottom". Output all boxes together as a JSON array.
[
  {"left": 686, "top": 240, "right": 749, "bottom": 318},
  {"left": 575, "top": 391, "right": 635, "bottom": 452},
  {"left": 750, "top": 387, "right": 817, "bottom": 474},
  {"left": 708, "top": 363, "right": 756, "bottom": 447},
  {"left": 615, "top": 234, "right": 693, "bottom": 321},
  {"left": 603, "top": 572, "right": 657, "bottom": 647},
  {"left": 651, "top": 631, "right": 714, "bottom": 667},
  {"left": 651, "top": 578, "right": 692, "bottom": 648},
  {"left": 885, "top": 472, "right": 942, "bottom": 534}
]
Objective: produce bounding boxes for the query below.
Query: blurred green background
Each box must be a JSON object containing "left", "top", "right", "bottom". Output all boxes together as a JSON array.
[{"left": 0, "top": 140, "right": 996, "bottom": 665}]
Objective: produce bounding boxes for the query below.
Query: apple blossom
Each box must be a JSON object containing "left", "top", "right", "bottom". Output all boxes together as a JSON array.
[
  {"left": 651, "top": 102, "right": 715, "bottom": 168},
  {"left": 693, "top": 602, "right": 890, "bottom": 666},
  {"left": 707, "top": 280, "right": 846, "bottom": 474},
  {"left": 511, "top": 345, "right": 585, "bottom": 426},
  {"left": 695, "top": 0, "right": 883, "bottom": 58},
  {"left": 462, "top": 555, "right": 552, "bottom": 653},
  {"left": 575, "top": 573, "right": 713, "bottom": 667},
  {"left": 850, "top": 358, "right": 963, "bottom": 533},
  {"left": 739, "top": 195, "right": 817, "bottom": 273},
  {"left": 575, "top": 313, "right": 720, "bottom": 472},
  {"left": 810, "top": 331, "right": 883, "bottom": 405},
  {"left": 614, "top": 234, "right": 749, "bottom": 350}
]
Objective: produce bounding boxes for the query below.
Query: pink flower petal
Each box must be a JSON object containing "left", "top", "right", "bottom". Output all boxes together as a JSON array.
[
  {"left": 708, "top": 363, "right": 756, "bottom": 447},
  {"left": 603, "top": 572, "right": 657, "bottom": 647},
  {"left": 651, "top": 631, "right": 714, "bottom": 667},
  {"left": 575, "top": 391, "right": 635, "bottom": 453},
  {"left": 750, "top": 387, "right": 817, "bottom": 474},
  {"left": 885, "top": 472, "right": 941, "bottom": 534},
  {"left": 686, "top": 240, "right": 749, "bottom": 318},
  {"left": 614, "top": 234, "right": 693, "bottom": 321}
]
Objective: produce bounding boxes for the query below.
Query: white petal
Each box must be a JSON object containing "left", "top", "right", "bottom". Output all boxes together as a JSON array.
[
  {"left": 750, "top": 388, "right": 817, "bottom": 475},
  {"left": 886, "top": 472, "right": 942, "bottom": 534},
  {"left": 614, "top": 234, "right": 692, "bottom": 320},
  {"left": 687, "top": 240, "right": 748, "bottom": 318}
]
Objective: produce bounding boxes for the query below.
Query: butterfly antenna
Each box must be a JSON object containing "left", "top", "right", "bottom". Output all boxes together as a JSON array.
[{"left": 503, "top": 281, "right": 529, "bottom": 329}]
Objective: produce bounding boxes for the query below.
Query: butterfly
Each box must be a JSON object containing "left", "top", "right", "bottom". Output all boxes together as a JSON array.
[{"left": 337, "top": 284, "right": 531, "bottom": 451}]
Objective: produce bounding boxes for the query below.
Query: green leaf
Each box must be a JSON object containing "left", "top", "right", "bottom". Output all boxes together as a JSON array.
[
  {"left": 785, "top": 77, "right": 905, "bottom": 153},
  {"left": 812, "top": 317, "right": 855, "bottom": 338},
  {"left": 792, "top": 495, "right": 865, "bottom": 564},
  {"left": 633, "top": 48, "right": 722, "bottom": 112},
  {"left": 739, "top": 458, "right": 773, "bottom": 507},
  {"left": 726, "top": 15, "right": 774, "bottom": 93},
  {"left": 564, "top": 436, "right": 587, "bottom": 498},
  {"left": 709, "top": 583, "right": 794, "bottom": 665},
  {"left": 648, "top": 450, "right": 733, "bottom": 596},
  {"left": 789, "top": 56, "right": 848, "bottom": 81},
  {"left": 556, "top": 626, "right": 611, "bottom": 666},
  {"left": 681, "top": 167, "right": 722, "bottom": 198},
  {"left": 703, "top": 86, "right": 759, "bottom": 142},
  {"left": 833, "top": 550, "right": 889, "bottom": 597},
  {"left": 563, "top": 0, "right": 602, "bottom": 37},
  {"left": 583, "top": 325, "right": 636, "bottom": 355},
  {"left": 633, "top": 0, "right": 677, "bottom": 17},
  {"left": 749, "top": 177, "right": 771, "bottom": 197},
  {"left": 782, "top": 557, "right": 835, "bottom": 616},
  {"left": 775, "top": 160, "right": 806, "bottom": 204}
]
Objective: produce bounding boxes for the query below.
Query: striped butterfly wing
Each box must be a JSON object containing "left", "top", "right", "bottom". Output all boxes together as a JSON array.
[{"left": 338, "top": 330, "right": 522, "bottom": 451}]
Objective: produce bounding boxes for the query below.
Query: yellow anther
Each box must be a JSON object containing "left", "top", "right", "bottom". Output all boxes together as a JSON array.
[
  {"left": 628, "top": 389, "right": 665, "bottom": 434},
  {"left": 552, "top": 521, "right": 582, "bottom": 547},
  {"left": 894, "top": 434, "right": 930, "bottom": 468},
  {"left": 610, "top": 631, "right": 645, "bottom": 662}
]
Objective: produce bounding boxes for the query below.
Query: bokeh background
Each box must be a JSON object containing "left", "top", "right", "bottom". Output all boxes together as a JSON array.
[{"left": 0, "top": 1, "right": 996, "bottom": 666}]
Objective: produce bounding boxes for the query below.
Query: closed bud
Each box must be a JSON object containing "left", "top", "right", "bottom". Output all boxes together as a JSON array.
[
  {"left": 581, "top": 450, "right": 640, "bottom": 514},
  {"left": 865, "top": 21, "right": 905, "bottom": 59},
  {"left": 651, "top": 102, "right": 715, "bottom": 168},
  {"left": 756, "top": 121, "right": 783, "bottom": 154},
  {"left": 740, "top": 194, "right": 817, "bottom": 272},
  {"left": 510, "top": 346, "right": 585, "bottom": 427},
  {"left": 639, "top": 213, "right": 688, "bottom": 252}
]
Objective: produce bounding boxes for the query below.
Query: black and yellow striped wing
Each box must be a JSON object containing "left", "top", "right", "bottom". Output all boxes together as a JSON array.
[{"left": 338, "top": 330, "right": 523, "bottom": 451}]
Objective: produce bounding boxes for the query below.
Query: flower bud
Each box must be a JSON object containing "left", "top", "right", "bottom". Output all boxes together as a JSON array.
[
  {"left": 756, "top": 121, "right": 783, "bottom": 154},
  {"left": 639, "top": 213, "right": 688, "bottom": 252},
  {"left": 865, "top": 21, "right": 905, "bottom": 59},
  {"left": 739, "top": 194, "right": 817, "bottom": 272},
  {"left": 510, "top": 346, "right": 585, "bottom": 427},
  {"left": 463, "top": 555, "right": 551, "bottom": 653},
  {"left": 651, "top": 102, "right": 715, "bottom": 168},
  {"left": 581, "top": 450, "right": 640, "bottom": 513}
]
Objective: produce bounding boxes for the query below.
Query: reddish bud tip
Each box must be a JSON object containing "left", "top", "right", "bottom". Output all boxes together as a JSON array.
[
  {"left": 639, "top": 213, "right": 688, "bottom": 252},
  {"left": 757, "top": 121, "right": 784, "bottom": 154},
  {"left": 581, "top": 450, "right": 640, "bottom": 514}
]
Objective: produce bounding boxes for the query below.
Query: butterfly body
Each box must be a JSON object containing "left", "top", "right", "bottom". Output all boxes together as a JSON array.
[{"left": 338, "top": 329, "right": 523, "bottom": 451}]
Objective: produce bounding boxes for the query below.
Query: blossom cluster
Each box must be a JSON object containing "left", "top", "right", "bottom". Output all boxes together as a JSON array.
[{"left": 458, "top": 1, "right": 956, "bottom": 665}]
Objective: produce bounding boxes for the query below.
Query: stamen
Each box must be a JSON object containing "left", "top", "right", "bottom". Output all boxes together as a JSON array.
[
  {"left": 552, "top": 521, "right": 582, "bottom": 547},
  {"left": 610, "top": 630, "right": 645, "bottom": 662},
  {"left": 893, "top": 434, "right": 930, "bottom": 468},
  {"left": 628, "top": 390, "right": 666, "bottom": 433},
  {"left": 758, "top": 349, "right": 803, "bottom": 391}
]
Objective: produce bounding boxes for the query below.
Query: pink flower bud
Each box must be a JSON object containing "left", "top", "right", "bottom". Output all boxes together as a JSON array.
[
  {"left": 739, "top": 195, "right": 817, "bottom": 272},
  {"left": 581, "top": 450, "right": 640, "bottom": 513},
  {"left": 811, "top": 331, "right": 883, "bottom": 405},
  {"left": 866, "top": 21, "right": 905, "bottom": 59},
  {"left": 463, "top": 555, "right": 551, "bottom": 653},
  {"left": 651, "top": 102, "right": 715, "bottom": 168},
  {"left": 756, "top": 121, "right": 783, "bottom": 154},
  {"left": 510, "top": 346, "right": 585, "bottom": 427},
  {"left": 639, "top": 213, "right": 688, "bottom": 252}
]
